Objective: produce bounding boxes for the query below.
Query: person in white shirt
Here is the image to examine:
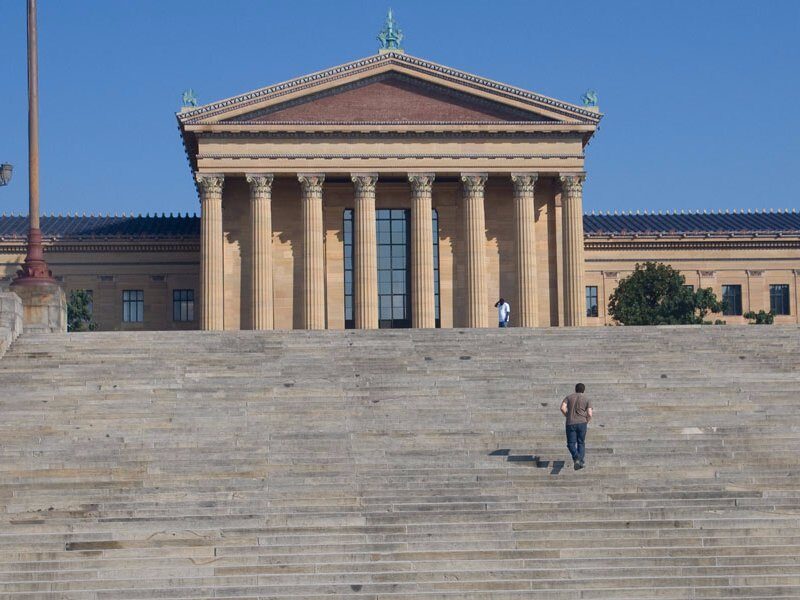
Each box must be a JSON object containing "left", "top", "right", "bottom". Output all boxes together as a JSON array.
[{"left": 494, "top": 298, "right": 510, "bottom": 327}]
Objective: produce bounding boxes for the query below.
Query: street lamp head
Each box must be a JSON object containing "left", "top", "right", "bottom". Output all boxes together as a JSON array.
[{"left": 0, "top": 164, "right": 12, "bottom": 186}]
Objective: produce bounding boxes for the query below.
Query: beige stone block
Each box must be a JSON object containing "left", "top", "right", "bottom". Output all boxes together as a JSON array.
[{"left": 11, "top": 282, "right": 66, "bottom": 333}]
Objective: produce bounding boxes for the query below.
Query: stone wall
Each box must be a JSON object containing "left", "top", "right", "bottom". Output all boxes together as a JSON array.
[
  {"left": 0, "top": 292, "right": 23, "bottom": 359},
  {"left": 1, "top": 210, "right": 799, "bottom": 330}
]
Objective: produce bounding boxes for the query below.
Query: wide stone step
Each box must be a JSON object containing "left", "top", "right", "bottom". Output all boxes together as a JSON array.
[{"left": 1, "top": 326, "right": 798, "bottom": 596}]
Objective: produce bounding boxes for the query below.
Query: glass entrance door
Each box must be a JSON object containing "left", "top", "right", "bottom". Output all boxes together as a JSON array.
[
  {"left": 377, "top": 209, "right": 410, "bottom": 328},
  {"left": 344, "top": 208, "right": 439, "bottom": 329}
]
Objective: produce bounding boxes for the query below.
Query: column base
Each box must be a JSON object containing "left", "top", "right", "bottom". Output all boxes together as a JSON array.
[{"left": 9, "top": 281, "right": 66, "bottom": 333}]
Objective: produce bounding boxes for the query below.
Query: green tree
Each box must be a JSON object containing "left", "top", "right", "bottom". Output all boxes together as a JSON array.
[
  {"left": 67, "top": 290, "right": 97, "bottom": 332},
  {"left": 743, "top": 310, "right": 774, "bottom": 324},
  {"left": 608, "top": 262, "right": 724, "bottom": 325}
]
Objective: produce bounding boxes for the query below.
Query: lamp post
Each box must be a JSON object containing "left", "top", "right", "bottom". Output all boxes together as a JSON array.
[
  {"left": 12, "top": 0, "right": 54, "bottom": 286},
  {"left": 0, "top": 164, "right": 12, "bottom": 186}
]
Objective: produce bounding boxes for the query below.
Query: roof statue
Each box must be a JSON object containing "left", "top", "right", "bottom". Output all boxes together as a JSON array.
[
  {"left": 581, "top": 89, "right": 599, "bottom": 107},
  {"left": 377, "top": 8, "right": 404, "bottom": 53},
  {"left": 181, "top": 89, "right": 198, "bottom": 107}
]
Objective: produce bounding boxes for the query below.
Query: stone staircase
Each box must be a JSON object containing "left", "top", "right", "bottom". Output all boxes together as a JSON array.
[{"left": 0, "top": 326, "right": 799, "bottom": 599}]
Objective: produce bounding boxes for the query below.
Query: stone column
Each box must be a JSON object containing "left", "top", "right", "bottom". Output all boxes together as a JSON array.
[
  {"left": 511, "top": 173, "right": 539, "bottom": 327},
  {"left": 352, "top": 173, "right": 379, "bottom": 329},
  {"left": 298, "top": 174, "right": 326, "bottom": 329},
  {"left": 461, "top": 173, "right": 488, "bottom": 328},
  {"left": 247, "top": 174, "right": 274, "bottom": 330},
  {"left": 560, "top": 173, "right": 586, "bottom": 327},
  {"left": 198, "top": 174, "right": 225, "bottom": 330},
  {"left": 409, "top": 173, "right": 436, "bottom": 328}
]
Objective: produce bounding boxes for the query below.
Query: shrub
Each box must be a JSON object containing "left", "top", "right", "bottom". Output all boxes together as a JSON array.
[
  {"left": 67, "top": 290, "right": 97, "bottom": 332},
  {"left": 743, "top": 310, "right": 774, "bottom": 324},
  {"left": 608, "top": 262, "right": 724, "bottom": 325}
]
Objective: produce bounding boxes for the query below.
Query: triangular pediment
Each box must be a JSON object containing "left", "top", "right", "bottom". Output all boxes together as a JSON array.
[
  {"left": 178, "top": 52, "right": 602, "bottom": 127},
  {"left": 222, "top": 73, "right": 557, "bottom": 124}
]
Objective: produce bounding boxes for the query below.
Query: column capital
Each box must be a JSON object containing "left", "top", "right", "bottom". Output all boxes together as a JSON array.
[
  {"left": 461, "top": 173, "right": 488, "bottom": 192},
  {"left": 351, "top": 173, "right": 379, "bottom": 193},
  {"left": 408, "top": 172, "right": 435, "bottom": 194},
  {"left": 196, "top": 174, "right": 224, "bottom": 197},
  {"left": 245, "top": 174, "right": 274, "bottom": 195},
  {"left": 511, "top": 173, "right": 539, "bottom": 194},
  {"left": 559, "top": 173, "right": 586, "bottom": 195},
  {"left": 298, "top": 173, "right": 325, "bottom": 191}
]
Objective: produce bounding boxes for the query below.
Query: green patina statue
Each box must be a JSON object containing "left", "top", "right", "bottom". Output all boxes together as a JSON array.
[
  {"left": 377, "top": 8, "right": 404, "bottom": 53},
  {"left": 181, "top": 89, "right": 198, "bottom": 108},
  {"left": 581, "top": 89, "right": 599, "bottom": 107}
]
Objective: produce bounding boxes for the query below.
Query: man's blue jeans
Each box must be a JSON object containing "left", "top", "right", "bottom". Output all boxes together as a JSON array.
[
  {"left": 566, "top": 422, "right": 587, "bottom": 462},
  {"left": 499, "top": 321, "right": 508, "bottom": 328}
]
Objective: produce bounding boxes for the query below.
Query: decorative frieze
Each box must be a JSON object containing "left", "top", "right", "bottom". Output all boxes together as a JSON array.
[{"left": 197, "top": 152, "right": 584, "bottom": 161}]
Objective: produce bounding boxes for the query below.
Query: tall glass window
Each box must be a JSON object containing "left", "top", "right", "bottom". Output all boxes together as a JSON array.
[
  {"left": 344, "top": 208, "right": 440, "bottom": 329},
  {"left": 585, "top": 286, "right": 599, "bottom": 318},
  {"left": 433, "top": 209, "right": 440, "bottom": 327},
  {"left": 122, "top": 290, "right": 144, "bottom": 323},
  {"left": 770, "top": 284, "right": 790, "bottom": 315},
  {"left": 377, "top": 209, "right": 410, "bottom": 328},
  {"left": 722, "top": 285, "right": 742, "bottom": 316},
  {"left": 173, "top": 289, "right": 195, "bottom": 322},
  {"left": 343, "top": 211, "right": 354, "bottom": 328}
]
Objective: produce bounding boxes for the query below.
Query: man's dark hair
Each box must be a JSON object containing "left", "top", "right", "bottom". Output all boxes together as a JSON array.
[{"left": 575, "top": 383, "right": 585, "bottom": 393}]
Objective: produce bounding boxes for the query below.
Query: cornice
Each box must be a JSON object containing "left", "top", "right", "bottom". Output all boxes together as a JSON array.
[
  {"left": 2, "top": 238, "right": 797, "bottom": 254},
  {"left": 178, "top": 52, "right": 601, "bottom": 125},
  {"left": 194, "top": 130, "right": 586, "bottom": 139},
  {"left": 585, "top": 238, "right": 800, "bottom": 251},
  {"left": 394, "top": 56, "right": 600, "bottom": 121},
  {"left": 196, "top": 153, "right": 584, "bottom": 161},
  {"left": 193, "top": 120, "right": 572, "bottom": 127},
  {"left": 0, "top": 239, "right": 200, "bottom": 254}
]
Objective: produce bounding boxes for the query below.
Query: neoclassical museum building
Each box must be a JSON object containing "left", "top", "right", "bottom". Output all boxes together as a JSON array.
[{"left": 1, "top": 44, "right": 799, "bottom": 331}]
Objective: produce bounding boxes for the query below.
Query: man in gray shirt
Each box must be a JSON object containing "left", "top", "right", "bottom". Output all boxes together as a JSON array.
[{"left": 560, "top": 383, "right": 593, "bottom": 470}]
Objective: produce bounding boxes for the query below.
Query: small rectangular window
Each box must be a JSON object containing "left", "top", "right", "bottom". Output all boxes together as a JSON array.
[
  {"left": 122, "top": 290, "right": 144, "bottom": 323},
  {"left": 173, "top": 289, "right": 195, "bottom": 322},
  {"left": 770, "top": 284, "right": 790, "bottom": 316},
  {"left": 586, "top": 286, "right": 599, "bottom": 318},
  {"left": 722, "top": 285, "right": 742, "bottom": 316},
  {"left": 684, "top": 284, "right": 694, "bottom": 293}
]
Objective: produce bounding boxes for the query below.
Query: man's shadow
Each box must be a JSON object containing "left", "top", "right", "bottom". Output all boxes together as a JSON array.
[{"left": 490, "top": 449, "right": 564, "bottom": 475}]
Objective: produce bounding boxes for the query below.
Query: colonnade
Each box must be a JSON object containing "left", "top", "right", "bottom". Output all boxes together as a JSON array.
[{"left": 195, "top": 172, "right": 586, "bottom": 331}]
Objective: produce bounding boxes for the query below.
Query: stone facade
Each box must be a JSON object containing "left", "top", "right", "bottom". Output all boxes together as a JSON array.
[
  {"left": 177, "top": 51, "right": 598, "bottom": 330},
  {"left": 1, "top": 211, "right": 798, "bottom": 330},
  {"left": 1, "top": 53, "right": 797, "bottom": 331}
]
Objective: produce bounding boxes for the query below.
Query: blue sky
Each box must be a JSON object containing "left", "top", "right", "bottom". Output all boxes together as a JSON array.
[{"left": 1, "top": 1, "right": 798, "bottom": 217}]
